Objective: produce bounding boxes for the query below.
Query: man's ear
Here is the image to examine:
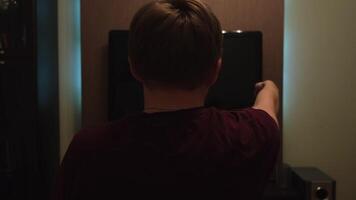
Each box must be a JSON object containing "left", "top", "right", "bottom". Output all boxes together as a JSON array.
[
  {"left": 128, "top": 57, "right": 143, "bottom": 82},
  {"left": 207, "top": 57, "right": 222, "bottom": 87}
]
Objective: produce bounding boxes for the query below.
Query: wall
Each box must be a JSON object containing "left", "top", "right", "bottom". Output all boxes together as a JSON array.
[
  {"left": 81, "top": 0, "right": 284, "bottom": 127},
  {"left": 284, "top": 0, "right": 356, "bottom": 199},
  {"left": 58, "top": 0, "right": 82, "bottom": 159}
]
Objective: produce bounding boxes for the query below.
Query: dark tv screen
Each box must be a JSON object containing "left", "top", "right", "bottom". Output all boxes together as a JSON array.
[{"left": 108, "top": 30, "right": 262, "bottom": 120}]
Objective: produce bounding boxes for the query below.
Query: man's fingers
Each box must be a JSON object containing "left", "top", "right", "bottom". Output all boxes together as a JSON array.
[{"left": 255, "top": 82, "right": 266, "bottom": 92}]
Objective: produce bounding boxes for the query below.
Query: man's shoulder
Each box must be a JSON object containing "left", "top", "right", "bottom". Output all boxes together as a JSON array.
[
  {"left": 71, "top": 116, "right": 134, "bottom": 152},
  {"left": 215, "top": 107, "right": 280, "bottom": 146}
]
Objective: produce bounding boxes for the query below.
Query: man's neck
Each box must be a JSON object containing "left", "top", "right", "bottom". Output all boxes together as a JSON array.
[{"left": 143, "top": 85, "right": 208, "bottom": 113}]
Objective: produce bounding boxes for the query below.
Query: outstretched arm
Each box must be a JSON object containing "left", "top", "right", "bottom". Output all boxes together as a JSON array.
[{"left": 252, "top": 80, "right": 280, "bottom": 127}]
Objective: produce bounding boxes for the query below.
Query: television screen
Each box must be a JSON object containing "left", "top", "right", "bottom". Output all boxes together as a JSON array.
[
  {"left": 206, "top": 31, "right": 263, "bottom": 109},
  {"left": 108, "top": 30, "right": 262, "bottom": 120}
]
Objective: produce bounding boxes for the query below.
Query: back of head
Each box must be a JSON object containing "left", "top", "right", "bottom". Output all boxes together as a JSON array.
[{"left": 129, "top": 0, "right": 222, "bottom": 90}]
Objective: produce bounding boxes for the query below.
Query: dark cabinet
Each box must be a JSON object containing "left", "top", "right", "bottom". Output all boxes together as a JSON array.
[{"left": 0, "top": 0, "right": 59, "bottom": 199}]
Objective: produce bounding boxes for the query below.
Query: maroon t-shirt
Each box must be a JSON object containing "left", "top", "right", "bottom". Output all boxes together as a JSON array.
[{"left": 54, "top": 107, "right": 280, "bottom": 200}]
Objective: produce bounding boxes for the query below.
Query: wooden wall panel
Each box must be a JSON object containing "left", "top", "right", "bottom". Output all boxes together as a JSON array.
[{"left": 81, "top": 0, "right": 284, "bottom": 127}]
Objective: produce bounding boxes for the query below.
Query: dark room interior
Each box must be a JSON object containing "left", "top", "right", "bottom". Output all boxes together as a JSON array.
[{"left": 0, "top": 0, "right": 355, "bottom": 199}]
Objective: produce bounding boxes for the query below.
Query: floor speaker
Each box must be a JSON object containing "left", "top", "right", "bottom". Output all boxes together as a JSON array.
[{"left": 292, "top": 167, "right": 336, "bottom": 200}]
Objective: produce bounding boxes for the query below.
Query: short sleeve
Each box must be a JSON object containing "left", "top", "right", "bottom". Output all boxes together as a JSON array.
[
  {"left": 247, "top": 108, "right": 280, "bottom": 146},
  {"left": 245, "top": 108, "right": 281, "bottom": 183},
  {"left": 225, "top": 108, "right": 280, "bottom": 161}
]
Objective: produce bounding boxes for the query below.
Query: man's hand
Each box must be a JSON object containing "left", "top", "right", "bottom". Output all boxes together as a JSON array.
[{"left": 253, "top": 80, "right": 280, "bottom": 126}]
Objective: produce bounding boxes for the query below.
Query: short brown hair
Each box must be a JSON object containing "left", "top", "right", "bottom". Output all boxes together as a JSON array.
[{"left": 129, "top": 0, "right": 222, "bottom": 89}]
